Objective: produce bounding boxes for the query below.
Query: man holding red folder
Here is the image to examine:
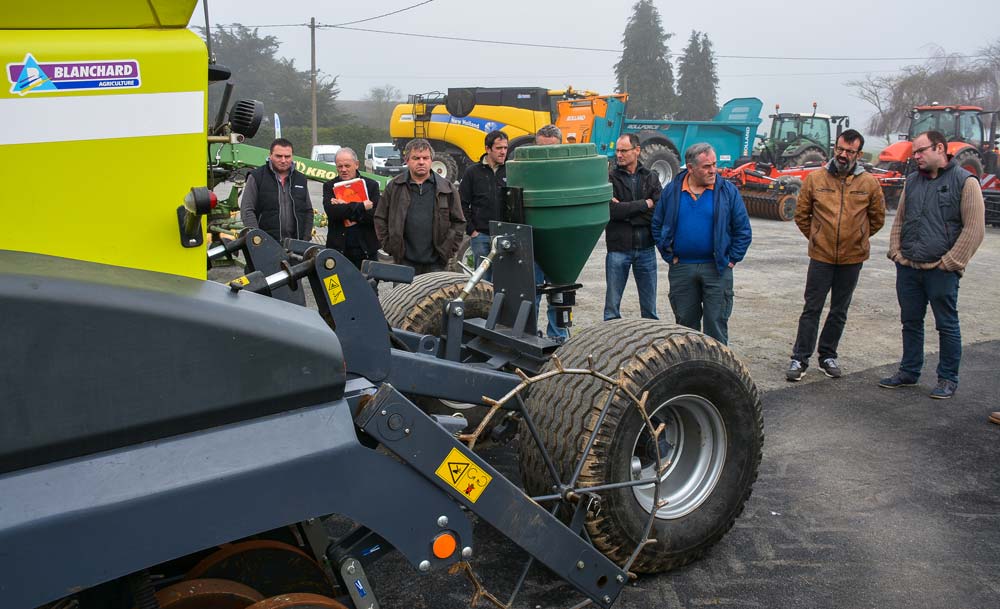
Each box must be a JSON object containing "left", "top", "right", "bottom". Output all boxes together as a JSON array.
[{"left": 322, "top": 147, "right": 381, "bottom": 269}]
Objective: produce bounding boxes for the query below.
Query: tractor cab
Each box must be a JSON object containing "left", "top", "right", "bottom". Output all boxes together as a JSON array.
[
  {"left": 880, "top": 104, "right": 999, "bottom": 176},
  {"left": 756, "top": 103, "right": 849, "bottom": 168},
  {"left": 907, "top": 105, "right": 987, "bottom": 149}
]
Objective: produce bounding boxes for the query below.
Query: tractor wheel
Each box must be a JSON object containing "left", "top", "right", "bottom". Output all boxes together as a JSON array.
[
  {"left": 431, "top": 152, "right": 460, "bottom": 183},
  {"left": 639, "top": 143, "right": 681, "bottom": 187},
  {"left": 447, "top": 235, "right": 475, "bottom": 274},
  {"left": 380, "top": 272, "right": 496, "bottom": 421},
  {"left": 954, "top": 148, "right": 984, "bottom": 177},
  {"left": 876, "top": 161, "right": 907, "bottom": 174},
  {"left": 787, "top": 149, "right": 826, "bottom": 167},
  {"left": 518, "top": 320, "right": 763, "bottom": 573},
  {"left": 381, "top": 271, "right": 493, "bottom": 336}
]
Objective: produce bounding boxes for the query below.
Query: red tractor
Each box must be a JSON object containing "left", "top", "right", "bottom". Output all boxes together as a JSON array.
[{"left": 879, "top": 104, "right": 999, "bottom": 179}]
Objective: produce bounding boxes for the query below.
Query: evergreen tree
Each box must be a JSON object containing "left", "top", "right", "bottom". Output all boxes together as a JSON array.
[
  {"left": 676, "top": 31, "right": 719, "bottom": 120},
  {"left": 202, "top": 25, "right": 345, "bottom": 139},
  {"left": 615, "top": 0, "right": 676, "bottom": 119}
]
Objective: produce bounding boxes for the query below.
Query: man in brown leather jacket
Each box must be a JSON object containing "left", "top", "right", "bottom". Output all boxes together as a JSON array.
[
  {"left": 374, "top": 139, "right": 465, "bottom": 274},
  {"left": 786, "top": 129, "right": 885, "bottom": 381}
]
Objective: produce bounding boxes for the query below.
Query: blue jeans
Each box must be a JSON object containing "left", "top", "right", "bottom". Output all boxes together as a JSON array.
[
  {"left": 668, "top": 263, "right": 734, "bottom": 345},
  {"left": 895, "top": 263, "right": 962, "bottom": 383},
  {"left": 535, "top": 262, "right": 568, "bottom": 339},
  {"left": 470, "top": 233, "right": 493, "bottom": 281},
  {"left": 604, "top": 248, "right": 659, "bottom": 320}
]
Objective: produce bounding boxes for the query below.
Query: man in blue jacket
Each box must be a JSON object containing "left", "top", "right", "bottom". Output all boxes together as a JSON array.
[{"left": 651, "top": 143, "right": 752, "bottom": 345}]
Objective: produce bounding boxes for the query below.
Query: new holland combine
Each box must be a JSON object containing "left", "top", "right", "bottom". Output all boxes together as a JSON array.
[{"left": 1, "top": 3, "right": 764, "bottom": 608}]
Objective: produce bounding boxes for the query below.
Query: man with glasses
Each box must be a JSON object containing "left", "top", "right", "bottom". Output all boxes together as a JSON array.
[
  {"left": 605, "top": 133, "right": 662, "bottom": 320},
  {"left": 880, "top": 130, "right": 984, "bottom": 399},
  {"left": 786, "top": 129, "right": 885, "bottom": 381}
]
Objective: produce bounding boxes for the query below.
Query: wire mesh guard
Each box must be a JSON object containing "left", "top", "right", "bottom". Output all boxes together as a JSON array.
[{"left": 445, "top": 355, "right": 669, "bottom": 609}]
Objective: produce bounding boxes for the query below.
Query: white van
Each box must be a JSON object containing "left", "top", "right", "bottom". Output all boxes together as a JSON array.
[
  {"left": 364, "top": 142, "right": 403, "bottom": 176},
  {"left": 310, "top": 145, "right": 341, "bottom": 164}
]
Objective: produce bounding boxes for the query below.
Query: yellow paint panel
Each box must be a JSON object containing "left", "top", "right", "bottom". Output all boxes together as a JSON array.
[
  {"left": 1, "top": 0, "right": 197, "bottom": 29},
  {"left": 0, "top": 28, "right": 208, "bottom": 279},
  {"left": 434, "top": 447, "right": 493, "bottom": 503}
]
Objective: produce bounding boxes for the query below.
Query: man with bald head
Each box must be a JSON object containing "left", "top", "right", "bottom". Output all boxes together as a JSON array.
[{"left": 322, "top": 147, "right": 381, "bottom": 269}]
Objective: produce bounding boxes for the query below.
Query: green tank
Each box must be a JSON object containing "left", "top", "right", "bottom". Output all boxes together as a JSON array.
[{"left": 506, "top": 143, "right": 611, "bottom": 285}]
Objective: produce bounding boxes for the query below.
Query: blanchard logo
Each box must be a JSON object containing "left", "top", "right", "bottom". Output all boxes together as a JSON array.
[{"left": 7, "top": 53, "right": 141, "bottom": 95}]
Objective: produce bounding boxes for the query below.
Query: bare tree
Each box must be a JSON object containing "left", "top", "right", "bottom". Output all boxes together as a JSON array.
[
  {"left": 365, "top": 84, "right": 403, "bottom": 130},
  {"left": 846, "top": 74, "right": 896, "bottom": 145},
  {"left": 847, "top": 38, "right": 1000, "bottom": 143}
]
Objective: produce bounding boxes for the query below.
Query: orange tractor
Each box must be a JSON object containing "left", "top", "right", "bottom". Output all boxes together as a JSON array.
[{"left": 878, "top": 104, "right": 999, "bottom": 180}]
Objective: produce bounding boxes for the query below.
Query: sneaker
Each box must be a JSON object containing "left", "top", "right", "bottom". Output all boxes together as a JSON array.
[
  {"left": 819, "top": 357, "right": 842, "bottom": 378},
  {"left": 878, "top": 371, "right": 918, "bottom": 389},
  {"left": 786, "top": 359, "right": 807, "bottom": 382},
  {"left": 929, "top": 379, "right": 957, "bottom": 399}
]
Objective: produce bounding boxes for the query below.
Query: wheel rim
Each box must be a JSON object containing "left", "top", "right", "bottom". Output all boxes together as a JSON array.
[
  {"left": 431, "top": 160, "right": 449, "bottom": 179},
  {"left": 650, "top": 160, "right": 674, "bottom": 186},
  {"left": 630, "top": 394, "right": 727, "bottom": 519}
]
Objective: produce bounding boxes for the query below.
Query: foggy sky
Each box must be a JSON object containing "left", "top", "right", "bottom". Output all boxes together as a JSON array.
[{"left": 194, "top": 0, "right": 997, "bottom": 144}]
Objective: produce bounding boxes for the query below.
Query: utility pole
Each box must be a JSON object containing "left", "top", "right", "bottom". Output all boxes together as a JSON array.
[{"left": 310, "top": 17, "right": 318, "bottom": 147}]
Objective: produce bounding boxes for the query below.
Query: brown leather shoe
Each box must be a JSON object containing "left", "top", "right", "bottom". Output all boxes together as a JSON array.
[{"left": 989, "top": 412, "right": 1000, "bottom": 425}]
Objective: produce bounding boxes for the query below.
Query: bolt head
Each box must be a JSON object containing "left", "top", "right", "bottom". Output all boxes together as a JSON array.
[
  {"left": 325, "top": 258, "right": 335, "bottom": 269},
  {"left": 437, "top": 515, "right": 449, "bottom": 527},
  {"left": 461, "top": 546, "right": 473, "bottom": 559},
  {"left": 616, "top": 574, "right": 624, "bottom": 583},
  {"left": 380, "top": 409, "right": 387, "bottom": 416},
  {"left": 418, "top": 560, "right": 431, "bottom": 572},
  {"left": 603, "top": 595, "right": 611, "bottom": 603},
  {"left": 576, "top": 560, "right": 585, "bottom": 570},
  {"left": 252, "top": 235, "right": 263, "bottom": 245},
  {"left": 346, "top": 563, "right": 357, "bottom": 575}
]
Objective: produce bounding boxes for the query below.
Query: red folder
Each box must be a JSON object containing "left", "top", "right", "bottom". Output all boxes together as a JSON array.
[{"left": 331, "top": 178, "right": 369, "bottom": 227}]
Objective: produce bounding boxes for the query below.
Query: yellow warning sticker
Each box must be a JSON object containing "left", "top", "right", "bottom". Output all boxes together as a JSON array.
[
  {"left": 232, "top": 276, "right": 250, "bottom": 286},
  {"left": 324, "top": 274, "right": 346, "bottom": 306},
  {"left": 434, "top": 447, "right": 492, "bottom": 503}
]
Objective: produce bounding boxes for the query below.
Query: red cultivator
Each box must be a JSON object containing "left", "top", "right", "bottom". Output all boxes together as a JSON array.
[{"left": 720, "top": 162, "right": 906, "bottom": 221}]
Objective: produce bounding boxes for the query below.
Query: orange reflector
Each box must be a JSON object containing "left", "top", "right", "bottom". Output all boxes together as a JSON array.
[{"left": 432, "top": 532, "right": 457, "bottom": 559}]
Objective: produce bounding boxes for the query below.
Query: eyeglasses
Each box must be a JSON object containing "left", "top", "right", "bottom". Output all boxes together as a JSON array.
[
  {"left": 834, "top": 146, "right": 860, "bottom": 155},
  {"left": 615, "top": 147, "right": 637, "bottom": 154},
  {"left": 912, "top": 144, "right": 936, "bottom": 156}
]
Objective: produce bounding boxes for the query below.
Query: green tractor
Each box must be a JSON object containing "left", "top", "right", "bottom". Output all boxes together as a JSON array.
[{"left": 755, "top": 103, "right": 849, "bottom": 168}]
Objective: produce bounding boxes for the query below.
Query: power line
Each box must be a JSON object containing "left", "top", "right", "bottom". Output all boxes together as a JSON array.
[
  {"left": 199, "top": 22, "right": 987, "bottom": 63},
  {"left": 324, "top": 0, "right": 435, "bottom": 27}
]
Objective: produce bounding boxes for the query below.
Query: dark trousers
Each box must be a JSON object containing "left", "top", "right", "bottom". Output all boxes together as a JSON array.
[
  {"left": 343, "top": 247, "right": 371, "bottom": 270},
  {"left": 791, "top": 259, "right": 863, "bottom": 362},
  {"left": 401, "top": 259, "right": 446, "bottom": 275},
  {"left": 667, "top": 263, "right": 733, "bottom": 345},
  {"left": 895, "top": 263, "right": 962, "bottom": 382}
]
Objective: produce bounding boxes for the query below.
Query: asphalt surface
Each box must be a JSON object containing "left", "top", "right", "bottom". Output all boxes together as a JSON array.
[{"left": 364, "top": 341, "right": 1000, "bottom": 609}]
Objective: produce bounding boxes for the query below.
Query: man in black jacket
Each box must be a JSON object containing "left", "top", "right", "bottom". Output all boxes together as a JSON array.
[
  {"left": 605, "top": 133, "right": 662, "bottom": 320},
  {"left": 240, "top": 138, "right": 313, "bottom": 243},
  {"left": 459, "top": 130, "right": 508, "bottom": 280},
  {"left": 322, "top": 147, "right": 381, "bottom": 269}
]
